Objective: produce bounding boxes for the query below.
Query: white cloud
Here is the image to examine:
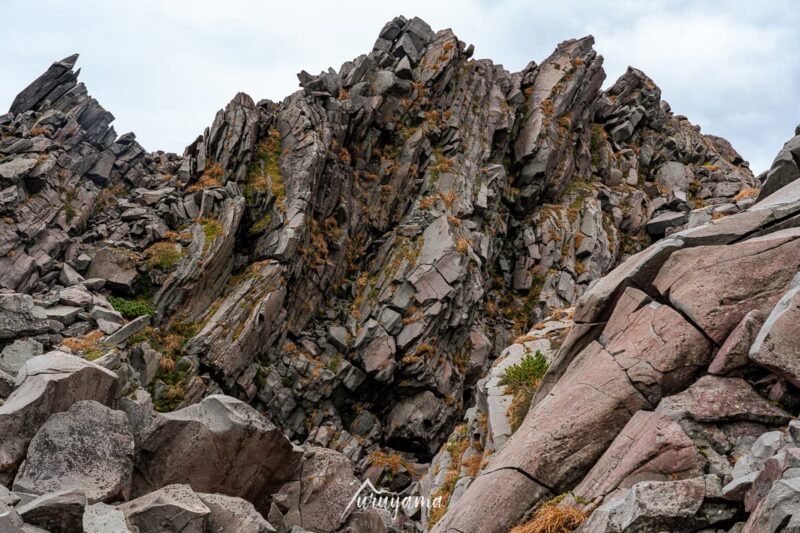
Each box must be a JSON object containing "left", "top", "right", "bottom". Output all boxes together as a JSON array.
[{"left": 0, "top": 0, "right": 797, "bottom": 172}]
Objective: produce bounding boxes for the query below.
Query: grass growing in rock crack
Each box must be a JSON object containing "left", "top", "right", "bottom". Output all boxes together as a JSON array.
[
  {"left": 245, "top": 129, "right": 285, "bottom": 214},
  {"left": 129, "top": 323, "right": 199, "bottom": 412},
  {"left": 510, "top": 494, "right": 587, "bottom": 533},
  {"left": 428, "top": 423, "right": 483, "bottom": 526},
  {"left": 144, "top": 241, "right": 184, "bottom": 270},
  {"left": 197, "top": 218, "right": 223, "bottom": 253},
  {"left": 61, "top": 330, "right": 107, "bottom": 361},
  {"left": 500, "top": 350, "right": 549, "bottom": 432}
]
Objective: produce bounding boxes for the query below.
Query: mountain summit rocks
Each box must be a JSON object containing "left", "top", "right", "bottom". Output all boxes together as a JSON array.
[{"left": 0, "top": 14, "right": 792, "bottom": 532}]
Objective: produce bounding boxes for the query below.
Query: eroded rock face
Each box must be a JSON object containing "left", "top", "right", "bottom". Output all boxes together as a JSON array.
[
  {"left": 16, "top": 488, "right": 88, "bottom": 533},
  {"left": 749, "top": 278, "right": 800, "bottom": 387},
  {"left": 578, "top": 477, "right": 734, "bottom": 532},
  {"left": 574, "top": 411, "right": 707, "bottom": 505},
  {"left": 434, "top": 288, "right": 711, "bottom": 532},
  {"left": 653, "top": 232, "right": 800, "bottom": 344},
  {"left": 199, "top": 493, "right": 275, "bottom": 533},
  {"left": 293, "top": 446, "right": 361, "bottom": 532}
]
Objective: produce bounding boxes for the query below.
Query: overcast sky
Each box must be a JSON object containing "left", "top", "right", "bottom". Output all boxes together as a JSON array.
[{"left": 1, "top": 0, "right": 798, "bottom": 173}]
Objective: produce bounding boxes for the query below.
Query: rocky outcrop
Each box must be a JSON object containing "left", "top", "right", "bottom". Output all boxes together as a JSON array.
[
  {"left": 0, "top": 15, "right": 782, "bottom": 533},
  {"left": 433, "top": 124, "right": 800, "bottom": 531}
]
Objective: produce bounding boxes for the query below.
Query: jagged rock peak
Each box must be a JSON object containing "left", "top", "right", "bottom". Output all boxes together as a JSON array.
[{"left": 10, "top": 53, "right": 80, "bottom": 115}]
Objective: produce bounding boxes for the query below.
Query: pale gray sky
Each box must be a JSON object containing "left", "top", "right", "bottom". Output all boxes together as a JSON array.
[{"left": 1, "top": 0, "right": 798, "bottom": 172}]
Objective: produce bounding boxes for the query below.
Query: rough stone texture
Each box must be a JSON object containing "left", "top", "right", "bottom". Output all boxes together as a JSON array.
[
  {"left": 574, "top": 411, "right": 707, "bottom": 505},
  {"left": 83, "top": 502, "right": 135, "bottom": 533},
  {"left": 199, "top": 493, "right": 275, "bottom": 533},
  {"left": 0, "top": 339, "right": 42, "bottom": 377},
  {"left": 0, "top": 17, "right": 776, "bottom": 533},
  {"left": 709, "top": 310, "right": 763, "bottom": 375},
  {"left": 749, "top": 278, "right": 800, "bottom": 387},
  {"left": 434, "top": 287, "right": 710, "bottom": 533},
  {"left": 12, "top": 400, "right": 134, "bottom": 502},
  {"left": 130, "top": 395, "right": 301, "bottom": 505},
  {"left": 119, "top": 484, "right": 210, "bottom": 533},
  {"left": 0, "top": 294, "right": 61, "bottom": 340},
  {"left": 290, "top": 446, "right": 361, "bottom": 532},
  {"left": 757, "top": 133, "right": 800, "bottom": 201},
  {"left": 655, "top": 375, "right": 790, "bottom": 425},
  {"left": 85, "top": 247, "right": 139, "bottom": 295},
  {"left": 744, "top": 477, "right": 800, "bottom": 532},
  {"left": 653, "top": 232, "right": 800, "bottom": 344},
  {"left": 16, "top": 488, "right": 87, "bottom": 533},
  {"left": 0, "top": 501, "right": 25, "bottom": 533},
  {"left": 0, "top": 352, "right": 118, "bottom": 483},
  {"left": 578, "top": 478, "right": 734, "bottom": 532}
]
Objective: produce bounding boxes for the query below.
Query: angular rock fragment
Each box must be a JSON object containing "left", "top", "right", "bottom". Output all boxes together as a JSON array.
[
  {"left": 16, "top": 489, "right": 87, "bottom": 533},
  {"left": 83, "top": 502, "right": 134, "bottom": 533},
  {"left": 653, "top": 232, "right": 800, "bottom": 344},
  {"left": 200, "top": 493, "right": 275, "bottom": 533},
  {"left": 130, "top": 395, "right": 301, "bottom": 504},
  {"left": 119, "top": 484, "right": 210, "bottom": 533}
]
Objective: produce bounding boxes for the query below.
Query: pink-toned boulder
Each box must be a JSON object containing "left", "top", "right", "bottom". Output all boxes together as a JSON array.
[
  {"left": 749, "top": 283, "right": 800, "bottom": 387},
  {"left": 574, "top": 411, "right": 706, "bottom": 505},
  {"left": 653, "top": 232, "right": 800, "bottom": 343},
  {"left": 656, "top": 375, "right": 790, "bottom": 425},
  {"left": 602, "top": 293, "right": 712, "bottom": 405},
  {"left": 708, "top": 310, "right": 763, "bottom": 375}
]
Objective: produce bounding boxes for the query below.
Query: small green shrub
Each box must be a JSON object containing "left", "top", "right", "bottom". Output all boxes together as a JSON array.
[
  {"left": 108, "top": 296, "right": 155, "bottom": 319},
  {"left": 499, "top": 351, "right": 549, "bottom": 393},
  {"left": 500, "top": 350, "right": 549, "bottom": 432}
]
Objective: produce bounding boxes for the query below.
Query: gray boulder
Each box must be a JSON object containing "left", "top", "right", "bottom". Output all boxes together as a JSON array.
[
  {"left": 130, "top": 395, "right": 301, "bottom": 506},
  {"left": 12, "top": 400, "right": 134, "bottom": 502},
  {"left": 579, "top": 478, "right": 733, "bottom": 532},
  {"left": 104, "top": 315, "right": 150, "bottom": 346},
  {"left": 85, "top": 247, "right": 139, "bottom": 295},
  {"left": 744, "top": 477, "right": 800, "bottom": 532},
  {"left": 0, "top": 338, "right": 43, "bottom": 376},
  {"left": 83, "top": 502, "right": 134, "bottom": 533},
  {"left": 0, "top": 501, "right": 25, "bottom": 532},
  {"left": 292, "top": 446, "right": 360, "bottom": 532},
  {"left": 645, "top": 210, "right": 688, "bottom": 236},
  {"left": 0, "top": 294, "right": 60, "bottom": 340},
  {"left": 0, "top": 352, "right": 118, "bottom": 483}
]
